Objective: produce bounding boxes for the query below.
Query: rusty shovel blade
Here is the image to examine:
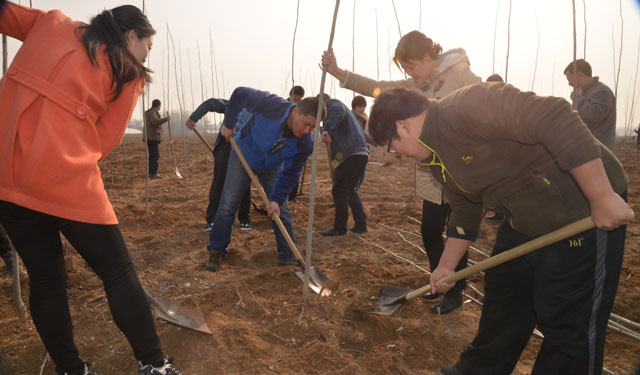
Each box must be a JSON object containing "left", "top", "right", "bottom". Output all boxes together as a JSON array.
[{"left": 144, "top": 289, "right": 211, "bottom": 334}]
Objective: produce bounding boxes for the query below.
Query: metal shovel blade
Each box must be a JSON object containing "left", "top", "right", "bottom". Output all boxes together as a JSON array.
[
  {"left": 144, "top": 290, "right": 211, "bottom": 334},
  {"left": 370, "top": 286, "right": 413, "bottom": 316},
  {"left": 174, "top": 167, "right": 183, "bottom": 179},
  {"left": 295, "top": 266, "right": 332, "bottom": 296}
]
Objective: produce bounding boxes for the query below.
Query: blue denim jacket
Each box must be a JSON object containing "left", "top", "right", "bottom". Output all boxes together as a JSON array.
[
  {"left": 223, "top": 87, "right": 313, "bottom": 205},
  {"left": 323, "top": 99, "right": 368, "bottom": 167}
]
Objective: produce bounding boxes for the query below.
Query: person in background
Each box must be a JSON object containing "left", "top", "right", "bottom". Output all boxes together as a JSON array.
[
  {"left": 564, "top": 59, "right": 616, "bottom": 151},
  {"left": 143, "top": 99, "right": 170, "bottom": 179},
  {"left": 351, "top": 95, "right": 368, "bottom": 130},
  {"left": 321, "top": 30, "right": 481, "bottom": 314},
  {"left": 319, "top": 94, "right": 369, "bottom": 236},
  {"left": 287, "top": 85, "right": 305, "bottom": 104},
  {"left": 186, "top": 98, "right": 252, "bottom": 232},
  {"left": 205, "top": 87, "right": 325, "bottom": 272},
  {"left": 0, "top": 3, "right": 181, "bottom": 374},
  {"left": 368, "top": 84, "right": 632, "bottom": 375},
  {"left": 287, "top": 85, "right": 306, "bottom": 203}
]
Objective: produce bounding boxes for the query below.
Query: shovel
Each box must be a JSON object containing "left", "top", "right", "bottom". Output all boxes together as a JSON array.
[
  {"left": 229, "top": 137, "right": 332, "bottom": 296},
  {"left": 143, "top": 288, "right": 211, "bottom": 334},
  {"left": 190, "top": 127, "right": 269, "bottom": 217},
  {"left": 372, "top": 216, "right": 595, "bottom": 316},
  {"left": 166, "top": 116, "right": 183, "bottom": 179}
]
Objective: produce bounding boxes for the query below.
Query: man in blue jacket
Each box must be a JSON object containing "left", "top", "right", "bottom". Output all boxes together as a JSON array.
[
  {"left": 320, "top": 95, "right": 369, "bottom": 236},
  {"left": 205, "top": 87, "right": 325, "bottom": 271}
]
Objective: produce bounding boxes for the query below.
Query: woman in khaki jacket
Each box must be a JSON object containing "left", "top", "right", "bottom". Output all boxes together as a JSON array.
[{"left": 322, "top": 30, "right": 480, "bottom": 314}]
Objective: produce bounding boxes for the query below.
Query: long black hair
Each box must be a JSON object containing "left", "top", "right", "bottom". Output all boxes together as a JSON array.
[{"left": 77, "top": 6, "right": 155, "bottom": 100}]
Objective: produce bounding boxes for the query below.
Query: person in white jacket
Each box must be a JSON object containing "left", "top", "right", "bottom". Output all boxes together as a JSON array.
[{"left": 322, "top": 30, "right": 481, "bottom": 314}]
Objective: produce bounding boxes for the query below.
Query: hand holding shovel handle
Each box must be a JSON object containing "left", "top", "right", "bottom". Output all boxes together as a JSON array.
[{"left": 408, "top": 216, "right": 595, "bottom": 300}]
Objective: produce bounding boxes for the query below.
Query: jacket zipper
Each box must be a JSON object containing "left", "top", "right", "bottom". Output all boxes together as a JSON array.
[{"left": 418, "top": 140, "right": 474, "bottom": 195}]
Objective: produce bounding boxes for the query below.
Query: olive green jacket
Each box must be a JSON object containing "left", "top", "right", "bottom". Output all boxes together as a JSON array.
[
  {"left": 143, "top": 108, "right": 168, "bottom": 142},
  {"left": 418, "top": 82, "right": 627, "bottom": 238}
]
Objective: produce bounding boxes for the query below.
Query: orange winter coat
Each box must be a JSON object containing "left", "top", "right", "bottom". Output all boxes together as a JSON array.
[{"left": 0, "top": 3, "right": 144, "bottom": 224}]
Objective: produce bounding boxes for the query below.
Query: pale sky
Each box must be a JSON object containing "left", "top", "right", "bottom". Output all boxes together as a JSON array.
[{"left": 4, "top": 0, "right": 640, "bottom": 134}]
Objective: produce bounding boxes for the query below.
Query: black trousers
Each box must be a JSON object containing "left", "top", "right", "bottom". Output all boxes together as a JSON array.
[
  {"left": 331, "top": 155, "right": 368, "bottom": 231},
  {"left": 455, "top": 217, "right": 626, "bottom": 375},
  {"left": 0, "top": 201, "right": 164, "bottom": 374},
  {"left": 206, "top": 139, "right": 251, "bottom": 225},
  {"left": 421, "top": 200, "right": 467, "bottom": 295},
  {"left": 146, "top": 141, "right": 160, "bottom": 175}
]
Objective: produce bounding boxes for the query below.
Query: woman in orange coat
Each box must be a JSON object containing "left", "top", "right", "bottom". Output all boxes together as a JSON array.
[{"left": 0, "top": 2, "right": 180, "bottom": 375}]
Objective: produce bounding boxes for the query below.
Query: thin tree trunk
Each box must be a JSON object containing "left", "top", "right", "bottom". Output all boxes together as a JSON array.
[
  {"left": 391, "top": 0, "right": 402, "bottom": 37},
  {"left": 291, "top": 0, "right": 300, "bottom": 94},
  {"left": 572, "top": 0, "right": 578, "bottom": 89},
  {"left": 531, "top": 12, "right": 540, "bottom": 91},
  {"left": 352, "top": 0, "right": 356, "bottom": 98},
  {"left": 504, "top": 0, "right": 512, "bottom": 83},
  {"left": 614, "top": 0, "right": 624, "bottom": 98},
  {"left": 582, "top": 0, "right": 587, "bottom": 59}
]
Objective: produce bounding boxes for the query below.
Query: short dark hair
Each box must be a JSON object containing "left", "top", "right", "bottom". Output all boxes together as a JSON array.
[
  {"left": 315, "top": 93, "right": 331, "bottom": 102},
  {"left": 351, "top": 95, "right": 367, "bottom": 110},
  {"left": 289, "top": 85, "right": 305, "bottom": 97},
  {"left": 369, "top": 88, "right": 428, "bottom": 146},
  {"left": 297, "top": 97, "right": 327, "bottom": 121},
  {"left": 486, "top": 74, "right": 504, "bottom": 83},
  {"left": 564, "top": 59, "right": 592, "bottom": 77},
  {"left": 152, "top": 99, "right": 161, "bottom": 108}
]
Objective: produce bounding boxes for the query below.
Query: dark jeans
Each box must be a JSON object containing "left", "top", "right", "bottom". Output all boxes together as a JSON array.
[
  {"left": 455, "top": 217, "right": 626, "bottom": 375},
  {"left": 0, "top": 201, "right": 164, "bottom": 374},
  {"left": 206, "top": 139, "right": 250, "bottom": 224},
  {"left": 146, "top": 140, "right": 160, "bottom": 175},
  {"left": 209, "top": 151, "right": 295, "bottom": 262},
  {"left": 421, "top": 200, "right": 467, "bottom": 295},
  {"left": 331, "top": 155, "right": 368, "bottom": 231}
]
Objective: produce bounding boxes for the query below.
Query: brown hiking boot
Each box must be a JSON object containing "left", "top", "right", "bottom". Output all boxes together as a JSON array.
[{"left": 205, "top": 248, "right": 225, "bottom": 272}]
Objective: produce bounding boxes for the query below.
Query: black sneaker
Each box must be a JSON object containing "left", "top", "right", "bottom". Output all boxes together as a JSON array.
[
  {"left": 240, "top": 222, "right": 252, "bottom": 231},
  {"left": 440, "top": 365, "right": 465, "bottom": 375},
  {"left": 429, "top": 292, "right": 462, "bottom": 314},
  {"left": 421, "top": 292, "right": 441, "bottom": 300},
  {"left": 205, "top": 248, "right": 225, "bottom": 272},
  {"left": 58, "top": 364, "right": 96, "bottom": 375},
  {"left": 138, "top": 358, "right": 180, "bottom": 375},
  {"left": 321, "top": 227, "right": 346, "bottom": 236},
  {"left": 203, "top": 222, "right": 213, "bottom": 232},
  {"left": 485, "top": 213, "right": 504, "bottom": 223}
]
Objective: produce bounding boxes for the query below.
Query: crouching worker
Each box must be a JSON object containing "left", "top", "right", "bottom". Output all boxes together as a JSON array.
[
  {"left": 205, "top": 87, "right": 326, "bottom": 271},
  {"left": 319, "top": 95, "right": 369, "bottom": 236},
  {"left": 368, "top": 84, "right": 633, "bottom": 375}
]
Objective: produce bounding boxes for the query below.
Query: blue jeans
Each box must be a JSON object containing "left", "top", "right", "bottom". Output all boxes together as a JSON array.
[{"left": 209, "top": 150, "right": 296, "bottom": 262}]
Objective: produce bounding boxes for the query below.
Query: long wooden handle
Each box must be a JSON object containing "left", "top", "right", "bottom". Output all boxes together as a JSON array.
[
  {"left": 325, "top": 143, "right": 334, "bottom": 181},
  {"left": 405, "top": 216, "right": 596, "bottom": 301},
  {"left": 191, "top": 127, "right": 214, "bottom": 153},
  {"left": 229, "top": 137, "right": 305, "bottom": 262},
  {"left": 167, "top": 119, "right": 179, "bottom": 168}
]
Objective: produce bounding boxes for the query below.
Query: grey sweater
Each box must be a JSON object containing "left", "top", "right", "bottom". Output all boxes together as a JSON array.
[{"left": 572, "top": 77, "right": 616, "bottom": 151}]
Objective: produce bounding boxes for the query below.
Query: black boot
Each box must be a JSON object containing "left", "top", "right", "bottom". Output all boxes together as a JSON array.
[
  {"left": 0, "top": 248, "right": 12, "bottom": 274},
  {"left": 205, "top": 247, "right": 225, "bottom": 272},
  {"left": 321, "top": 227, "right": 346, "bottom": 236},
  {"left": 429, "top": 291, "right": 462, "bottom": 314}
]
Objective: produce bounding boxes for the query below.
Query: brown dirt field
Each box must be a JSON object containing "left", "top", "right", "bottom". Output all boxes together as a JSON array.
[{"left": 1, "top": 134, "right": 639, "bottom": 374}]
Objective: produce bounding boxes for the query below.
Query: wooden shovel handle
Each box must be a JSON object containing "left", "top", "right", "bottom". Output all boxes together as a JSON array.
[
  {"left": 191, "top": 127, "right": 214, "bottom": 154},
  {"left": 326, "top": 143, "right": 334, "bottom": 181},
  {"left": 405, "top": 216, "right": 596, "bottom": 301},
  {"left": 229, "top": 137, "right": 305, "bottom": 262}
]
